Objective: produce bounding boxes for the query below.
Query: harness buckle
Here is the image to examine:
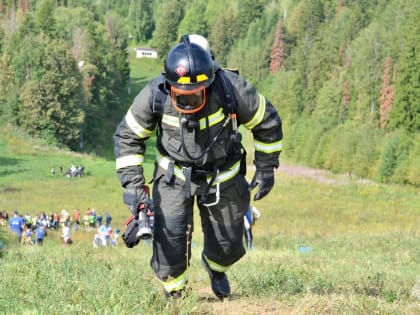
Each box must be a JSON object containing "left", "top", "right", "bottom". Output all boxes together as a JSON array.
[{"left": 201, "top": 182, "right": 220, "bottom": 207}]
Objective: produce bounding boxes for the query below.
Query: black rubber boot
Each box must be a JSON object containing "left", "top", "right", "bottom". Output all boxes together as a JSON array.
[
  {"left": 201, "top": 254, "right": 231, "bottom": 300},
  {"left": 163, "top": 288, "right": 186, "bottom": 300}
]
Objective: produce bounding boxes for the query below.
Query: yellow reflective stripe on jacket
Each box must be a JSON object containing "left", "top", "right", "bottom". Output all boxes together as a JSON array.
[
  {"left": 243, "top": 94, "right": 266, "bottom": 130},
  {"left": 209, "top": 160, "right": 241, "bottom": 184},
  {"left": 199, "top": 108, "right": 225, "bottom": 130},
  {"left": 161, "top": 109, "right": 225, "bottom": 130},
  {"left": 160, "top": 270, "right": 189, "bottom": 293},
  {"left": 157, "top": 154, "right": 186, "bottom": 181},
  {"left": 203, "top": 255, "right": 231, "bottom": 273},
  {"left": 157, "top": 154, "right": 240, "bottom": 184},
  {"left": 125, "top": 108, "right": 153, "bottom": 139},
  {"left": 254, "top": 139, "right": 283, "bottom": 154},
  {"left": 116, "top": 154, "right": 144, "bottom": 170},
  {"left": 162, "top": 114, "right": 180, "bottom": 128}
]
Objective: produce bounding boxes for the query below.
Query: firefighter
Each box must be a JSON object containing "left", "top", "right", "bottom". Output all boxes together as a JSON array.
[{"left": 114, "top": 35, "right": 283, "bottom": 300}]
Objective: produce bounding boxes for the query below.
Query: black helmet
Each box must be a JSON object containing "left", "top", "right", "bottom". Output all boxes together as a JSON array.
[{"left": 164, "top": 37, "right": 215, "bottom": 114}]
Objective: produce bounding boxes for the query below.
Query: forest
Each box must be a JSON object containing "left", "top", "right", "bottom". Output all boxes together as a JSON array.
[{"left": 0, "top": 0, "right": 418, "bottom": 186}]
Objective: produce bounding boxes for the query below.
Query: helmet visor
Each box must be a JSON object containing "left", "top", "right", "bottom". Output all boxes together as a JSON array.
[{"left": 171, "top": 85, "right": 206, "bottom": 114}]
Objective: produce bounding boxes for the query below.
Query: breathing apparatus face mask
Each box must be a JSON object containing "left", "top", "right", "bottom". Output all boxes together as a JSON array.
[{"left": 170, "top": 85, "right": 206, "bottom": 114}]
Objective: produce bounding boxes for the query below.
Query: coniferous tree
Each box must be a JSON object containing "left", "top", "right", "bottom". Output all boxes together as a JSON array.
[
  {"left": 379, "top": 56, "right": 395, "bottom": 130},
  {"left": 128, "top": 0, "right": 154, "bottom": 43},
  {"left": 152, "top": 0, "right": 184, "bottom": 56},
  {"left": 35, "top": 0, "right": 56, "bottom": 37},
  {"left": 208, "top": 7, "right": 237, "bottom": 66},
  {"left": 270, "top": 18, "right": 286, "bottom": 73},
  {"left": 236, "top": 0, "right": 265, "bottom": 39},
  {"left": 177, "top": 0, "right": 208, "bottom": 38},
  {"left": 389, "top": 11, "right": 420, "bottom": 134},
  {"left": 17, "top": 38, "right": 85, "bottom": 147}
]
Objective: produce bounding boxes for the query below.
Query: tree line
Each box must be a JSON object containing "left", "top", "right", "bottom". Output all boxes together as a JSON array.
[{"left": 0, "top": 0, "right": 418, "bottom": 186}]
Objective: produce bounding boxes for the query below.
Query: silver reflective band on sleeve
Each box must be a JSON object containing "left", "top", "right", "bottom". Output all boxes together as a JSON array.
[
  {"left": 157, "top": 154, "right": 240, "bottom": 184},
  {"left": 160, "top": 270, "right": 189, "bottom": 293},
  {"left": 254, "top": 139, "right": 283, "bottom": 154},
  {"left": 125, "top": 108, "right": 153, "bottom": 139},
  {"left": 116, "top": 154, "right": 144, "bottom": 170},
  {"left": 243, "top": 94, "right": 266, "bottom": 130},
  {"left": 203, "top": 255, "right": 231, "bottom": 273}
]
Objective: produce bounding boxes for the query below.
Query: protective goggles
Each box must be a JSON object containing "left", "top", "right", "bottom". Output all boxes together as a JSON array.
[{"left": 170, "top": 85, "right": 206, "bottom": 114}]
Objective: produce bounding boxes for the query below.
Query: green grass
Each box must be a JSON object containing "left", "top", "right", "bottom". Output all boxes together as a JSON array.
[{"left": 0, "top": 130, "right": 419, "bottom": 314}]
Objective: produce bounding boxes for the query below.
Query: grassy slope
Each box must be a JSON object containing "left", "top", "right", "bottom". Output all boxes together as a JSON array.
[
  {"left": 1, "top": 53, "right": 419, "bottom": 314},
  {"left": 0, "top": 133, "right": 419, "bottom": 314}
]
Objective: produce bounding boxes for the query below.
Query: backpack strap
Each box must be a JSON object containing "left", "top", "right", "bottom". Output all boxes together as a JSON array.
[
  {"left": 215, "top": 66, "right": 239, "bottom": 135},
  {"left": 214, "top": 65, "right": 247, "bottom": 174},
  {"left": 152, "top": 76, "right": 168, "bottom": 117}
]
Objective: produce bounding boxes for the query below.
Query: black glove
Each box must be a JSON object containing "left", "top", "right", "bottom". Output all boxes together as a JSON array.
[
  {"left": 249, "top": 168, "right": 275, "bottom": 201},
  {"left": 123, "top": 186, "right": 152, "bottom": 215},
  {"left": 122, "top": 215, "right": 140, "bottom": 248}
]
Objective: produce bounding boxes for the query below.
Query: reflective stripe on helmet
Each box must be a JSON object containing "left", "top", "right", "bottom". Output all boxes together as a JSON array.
[
  {"left": 243, "top": 94, "right": 266, "bottom": 130},
  {"left": 177, "top": 74, "right": 209, "bottom": 84},
  {"left": 203, "top": 255, "right": 231, "bottom": 272},
  {"left": 254, "top": 139, "right": 283, "bottom": 154},
  {"left": 125, "top": 108, "right": 153, "bottom": 139},
  {"left": 116, "top": 154, "right": 144, "bottom": 170},
  {"left": 160, "top": 270, "right": 189, "bottom": 293}
]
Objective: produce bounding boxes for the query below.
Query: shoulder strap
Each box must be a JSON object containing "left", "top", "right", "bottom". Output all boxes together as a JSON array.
[
  {"left": 215, "top": 67, "right": 238, "bottom": 133},
  {"left": 151, "top": 76, "right": 168, "bottom": 117}
]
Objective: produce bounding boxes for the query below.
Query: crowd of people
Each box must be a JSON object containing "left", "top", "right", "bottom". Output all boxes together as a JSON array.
[
  {"left": 0, "top": 208, "right": 119, "bottom": 247},
  {"left": 50, "top": 164, "right": 85, "bottom": 178},
  {"left": 2, "top": 204, "right": 260, "bottom": 249}
]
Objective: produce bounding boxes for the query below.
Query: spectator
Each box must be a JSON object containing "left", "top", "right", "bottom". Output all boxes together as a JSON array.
[
  {"left": 54, "top": 212, "right": 60, "bottom": 230},
  {"left": 96, "top": 214, "right": 103, "bottom": 227},
  {"left": 244, "top": 206, "right": 261, "bottom": 250},
  {"left": 61, "top": 222, "right": 72, "bottom": 245},
  {"left": 0, "top": 210, "right": 8, "bottom": 226},
  {"left": 90, "top": 209, "right": 96, "bottom": 228},
  {"left": 36, "top": 225, "right": 46, "bottom": 245},
  {"left": 112, "top": 228, "right": 120, "bottom": 247},
  {"left": 21, "top": 226, "right": 33, "bottom": 245},
  {"left": 9, "top": 210, "right": 25, "bottom": 241},
  {"left": 93, "top": 221, "right": 113, "bottom": 247},
  {"left": 105, "top": 213, "right": 112, "bottom": 225},
  {"left": 74, "top": 209, "right": 81, "bottom": 226}
]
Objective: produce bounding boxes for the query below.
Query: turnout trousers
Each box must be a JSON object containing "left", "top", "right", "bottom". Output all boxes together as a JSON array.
[{"left": 150, "top": 164, "right": 250, "bottom": 292}]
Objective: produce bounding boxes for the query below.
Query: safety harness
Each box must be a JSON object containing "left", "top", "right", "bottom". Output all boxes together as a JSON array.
[{"left": 151, "top": 67, "right": 246, "bottom": 205}]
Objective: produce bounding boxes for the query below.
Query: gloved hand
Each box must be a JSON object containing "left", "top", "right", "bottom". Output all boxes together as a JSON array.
[
  {"left": 123, "top": 186, "right": 153, "bottom": 216},
  {"left": 122, "top": 215, "right": 140, "bottom": 248},
  {"left": 249, "top": 168, "right": 275, "bottom": 201}
]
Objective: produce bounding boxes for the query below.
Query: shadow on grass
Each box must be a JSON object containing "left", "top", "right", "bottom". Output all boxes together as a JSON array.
[
  {"left": 0, "top": 185, "right": 21, "bottom": 193},
  {"left": 0, "top": 156, "right": 20, "bottom": 167},
  {"left": 0, "top": 157, "right": 26, "bottom": 180}
]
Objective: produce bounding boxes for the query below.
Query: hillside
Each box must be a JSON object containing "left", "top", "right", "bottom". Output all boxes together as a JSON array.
[
  {"left": 0, "top": 133, "right": 419, "bottom": 314},
  {"left": 0, "top": 0, "right": 419, "bottom": 186}
]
